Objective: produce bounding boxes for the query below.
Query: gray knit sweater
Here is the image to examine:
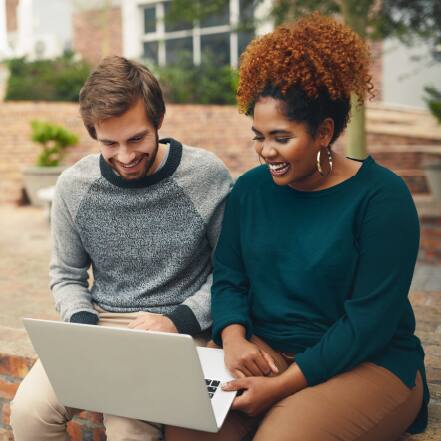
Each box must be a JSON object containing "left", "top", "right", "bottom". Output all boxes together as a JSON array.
[{"left": 49, "top": 138, "right": 232, "bottom": 334}]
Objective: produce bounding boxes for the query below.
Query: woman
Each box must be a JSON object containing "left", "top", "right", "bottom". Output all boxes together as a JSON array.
[{"left": 166, "top": 13, "right": 429, "bottom": 441}]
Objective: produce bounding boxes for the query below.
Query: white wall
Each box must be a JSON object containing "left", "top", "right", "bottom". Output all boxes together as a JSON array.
[
  {"left": 382, "top": 38, "right": 441, "bottom": 109},
  {"left": 32, "top": 0, "right": 72, "bottom": 57}
]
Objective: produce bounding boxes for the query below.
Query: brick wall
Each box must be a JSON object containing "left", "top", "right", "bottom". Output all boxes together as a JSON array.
[
  {"left": 0, "top": 102, "right": 257, "bottom": 204},
  {"left": 5, "top": 0, "right": 18, "bottom": 33},
  {"left": 73, "top": 6, "right": 123, "bottom": 65},
  {"left": 0, "top": 353, "right": 106, "bottom": 439},
  {"left": 420, "top": 216, "right": 441, "bottom": 264},
  {"left": 0, "top": 354, "right": 34, "bottom": 439},
  {"left": 0, "top": 101, "right": 440, "bottom": 205}
]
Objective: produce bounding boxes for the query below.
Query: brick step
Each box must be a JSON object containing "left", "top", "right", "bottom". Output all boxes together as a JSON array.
[
  {"left": 67, "top": 412, "right": 105, "bottom": 441},
  {"left": 1, "top": 351, "right": 441, "bottom": 440}
]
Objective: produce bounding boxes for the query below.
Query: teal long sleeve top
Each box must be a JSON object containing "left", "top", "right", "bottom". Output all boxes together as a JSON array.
[{"left": 212, "top": 156, "right": 429, "bottom": 434}]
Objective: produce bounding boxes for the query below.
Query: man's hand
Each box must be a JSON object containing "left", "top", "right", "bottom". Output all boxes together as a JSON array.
[
  {"left": 222, "top": 375, "right": 285, "bottom": 416},
  {"left": 128, "top": 312, "right": 177, "bottom": 333}
]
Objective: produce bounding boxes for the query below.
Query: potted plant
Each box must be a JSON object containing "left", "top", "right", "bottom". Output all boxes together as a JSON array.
[
  {"left": 22, "top": 120, "right": 79, "bottom": 206},
  {"left": 423, "top": 86, "right": 441, "bottom": 203}
]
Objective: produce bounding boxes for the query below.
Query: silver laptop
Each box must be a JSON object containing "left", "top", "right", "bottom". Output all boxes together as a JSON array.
[{"left": 23, "top": 318, "right": 237, "bottom": 432}]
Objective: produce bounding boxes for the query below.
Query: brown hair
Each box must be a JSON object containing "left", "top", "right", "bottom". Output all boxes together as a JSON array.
[
  {"left": 79, "top": 56, "right": 165, "bottom": 139},
  {"left": 237, "top": 13, "right": 374, "bottom": 113}
]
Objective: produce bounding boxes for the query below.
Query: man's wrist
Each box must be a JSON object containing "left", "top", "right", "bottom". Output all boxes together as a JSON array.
[
  {"left": 70, "top": 311, "right": 99, "bottom": 325},
  {"left": 164, "top": 305, "right": 201, "bottom": 335}
]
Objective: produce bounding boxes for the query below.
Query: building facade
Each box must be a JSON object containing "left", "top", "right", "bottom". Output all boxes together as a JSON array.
[
  {"left": 121, "top": 0, "right": 271, "bottom": 68},
  {"left": 1, "top": 0, "right": 72, "bottom": 60},
  {"left": 1, "top": 0, "right": 440, "bottom": 109}
]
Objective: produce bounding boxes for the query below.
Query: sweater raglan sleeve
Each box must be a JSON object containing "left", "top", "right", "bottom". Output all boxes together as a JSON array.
[
  {"left": 211, "top": 178, "right": 253, "bottom": 346},
  {"left": 295, "top": 177, "right": 420, "bottom": 386},
  {"left": 166, "top": 154, "right": 233, "bottom": 334},
  {"left": 49, "top": 176, "right": 98, "bottom": 324}
]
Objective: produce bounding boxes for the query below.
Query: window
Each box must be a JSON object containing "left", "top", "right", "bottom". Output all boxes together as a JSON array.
[
  {"left": 140, "top": 0, "right": 255, "bottom": 68},
  {"left": 200, "top": 0, "right": 229, "bottom": 28},
  {"left": 238, "top": 31, "right": 254, "bottom": 56},
  {"left": 143, "top": 41, "right": 159, "bottom": 65},
  {"left": 165, "top": 37, "right": 193, "bottom": 64},
  {"left": 239, "top": 0, "right": 254, "bottom": 22},
  {"left": 144, "top": 6, "right": 156, "bottom": 34},
  {"left": 201, "top": 33, "right": 230, "bottom": 65},
  {"left": 164, "top": 2, "right": 193, "bottom": 32}
]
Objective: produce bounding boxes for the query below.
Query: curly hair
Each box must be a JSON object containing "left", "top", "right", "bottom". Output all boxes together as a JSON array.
[{"left": 237, "top": 13, "right": 374, "bottom": 144}]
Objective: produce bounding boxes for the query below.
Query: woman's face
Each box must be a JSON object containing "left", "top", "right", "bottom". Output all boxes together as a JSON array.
[{"left": 252, "top": 96, "right": 330, "bottom": 189}]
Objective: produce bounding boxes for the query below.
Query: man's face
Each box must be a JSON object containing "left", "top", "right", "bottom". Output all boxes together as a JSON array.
[{"left": 96, "top": 99, "right": 162, "bottom": 180}]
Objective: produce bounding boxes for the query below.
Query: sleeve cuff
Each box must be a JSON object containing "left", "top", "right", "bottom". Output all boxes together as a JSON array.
[
  {"left": 212, "top": 317, "right": 253, "bottom": 347},
  {"left": 70, "top": 311, "right": 99, "bottom": 325},
  {"left": 294, "top": 353, "right": 323, "bottom": 387},
  {"left": 165, "top": 305, "right": 201, "bottom": 335}
]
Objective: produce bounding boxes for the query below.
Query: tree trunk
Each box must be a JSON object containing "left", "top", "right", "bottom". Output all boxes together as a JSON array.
[
  {"left": 347, "top": 94, "right": 367, "bottom": 159},
  {"left": 341, "top": 0, "right": 372, "bottom": 159}
]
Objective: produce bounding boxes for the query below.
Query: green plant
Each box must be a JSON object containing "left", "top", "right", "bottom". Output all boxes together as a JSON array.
[
  {"left": 152, "top": 52, "right": 237, "bottom": 105},
  {"left": 31, "top": 120, "right": 79, "bottom": 167},
  {"left": 5, "top": 51, "right": 91, "bottom": 102},
  {"left": 424, "top": 86, "right": 441, "bottom": 124}
]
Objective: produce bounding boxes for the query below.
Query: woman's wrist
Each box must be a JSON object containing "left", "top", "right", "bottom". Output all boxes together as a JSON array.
[
  {"left": 221, "top": 324, "right": 246, "bottom": 345},
  {"left": 273, "top": 363, "right": 308, "bottom": 399}
]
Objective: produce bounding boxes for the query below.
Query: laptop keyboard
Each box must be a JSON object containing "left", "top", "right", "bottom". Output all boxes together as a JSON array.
[{"left": 205, "top": 379, "right": 221, "bottom": 399}]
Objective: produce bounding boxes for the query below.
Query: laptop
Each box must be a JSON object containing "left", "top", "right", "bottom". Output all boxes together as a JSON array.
[{"left": 23, "top": 318, "right": 237, "bottom": 432}]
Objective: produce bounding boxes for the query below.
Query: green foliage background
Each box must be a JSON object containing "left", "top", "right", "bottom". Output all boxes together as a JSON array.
[
  {"left": 425, "top": 86, "right": 441, "bottom": 124},
  {"left": 5, "top": 52, "right": 91, "bottom": 102},
  {"left": 153, "top": 53, "right": 238, "bottom": 105}
]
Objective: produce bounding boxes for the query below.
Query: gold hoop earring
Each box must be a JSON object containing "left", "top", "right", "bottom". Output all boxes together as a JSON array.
[{"left": 317, "top": 147, "right": 333, "bottom": 177}]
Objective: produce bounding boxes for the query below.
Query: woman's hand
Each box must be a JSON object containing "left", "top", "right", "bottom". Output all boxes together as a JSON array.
[
  {"left": 222, "top": 376, "right": 286, "bottom": 416},
  {"left": 222, "top": 363, "right": 308, "bottom": 417},
  {"left": 222, "top": 325, "right": 278, "bottom": 378}
]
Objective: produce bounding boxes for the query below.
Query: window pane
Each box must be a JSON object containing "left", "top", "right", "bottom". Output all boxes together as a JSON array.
[
  {"left": 238, "top": 31, "right": 254, "bottom": 55},
  {"left": 165, "top": 37, "right": 193, "bottom": 65},
  {"left": 143, "top": 42, "right": 159, "bottom": 65},
  {"left": 143, "top": 6, "right": 156, "bottom": 34},
  {"left": 164, "top": 2, "right": 193, "bottom": 32},
  {"left": 200, "top": 0, "right": 229, "bottom": 28},
  {"left": 201, "top": 32, "right": 230, "bottom": 65},
  {"left": 239, "top": 0, "right": 254, "bottom": 22}
]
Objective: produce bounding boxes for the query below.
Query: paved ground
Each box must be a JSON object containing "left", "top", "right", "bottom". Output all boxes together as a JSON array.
[
  {"left": 412, "top": 265, "right": 441, "bottom": 293},
  {"left": 0, "top": 203, "right": 440, "bottom": 440}
]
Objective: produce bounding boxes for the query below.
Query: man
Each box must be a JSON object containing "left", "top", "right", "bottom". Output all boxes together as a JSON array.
[{"left": 11, "top": 56, "right": 232, "bottom": 441}]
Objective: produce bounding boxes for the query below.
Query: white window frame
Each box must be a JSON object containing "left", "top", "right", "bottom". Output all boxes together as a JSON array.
[{"left": 123, "top": 0, "right": 251, "bottom": 68}]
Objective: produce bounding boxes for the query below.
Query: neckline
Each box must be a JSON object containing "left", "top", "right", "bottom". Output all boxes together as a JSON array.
[
  {"left": 99, "top": 138, "right": 182, "bottom": 189},
  {"left": 279, "top": 156, "right": 374, "bottom": 198}
]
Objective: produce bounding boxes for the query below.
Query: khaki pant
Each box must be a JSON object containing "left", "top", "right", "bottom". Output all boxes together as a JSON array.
[
  {"left": 166, "top": 337, "right": 423, "bottom": 441},
  {"left": 11, "top": 307, "right": 207, "bottom": 441}
]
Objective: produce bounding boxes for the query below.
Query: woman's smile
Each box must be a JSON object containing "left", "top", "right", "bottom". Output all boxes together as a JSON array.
[{"left": 267, "top": 161, "right": 291, "bottom": 177}]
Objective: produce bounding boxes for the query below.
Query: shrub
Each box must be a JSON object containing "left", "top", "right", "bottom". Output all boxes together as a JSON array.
[
  {"left": 152, "top": 53, "right": 238, "bottom": 105},
  {"left": 424, "top": 86, "right": 441, "bottom": 124},
  {"left": 5, "top": 51, "right": 91, "bottom": 102},
  {"left": 31, "top": 120, "right": 79, "bottom": 167}
]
